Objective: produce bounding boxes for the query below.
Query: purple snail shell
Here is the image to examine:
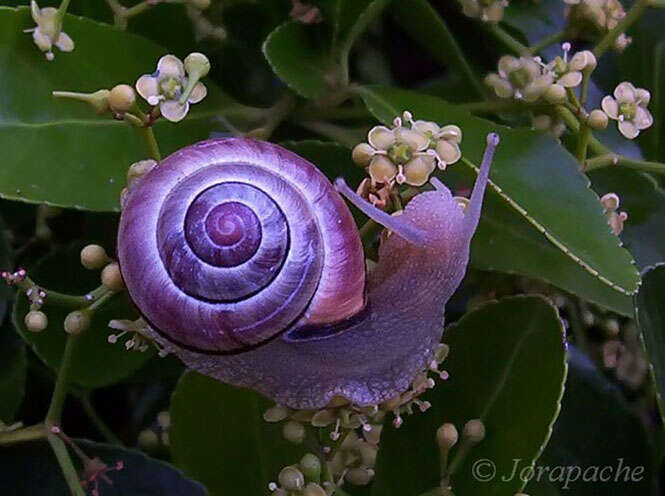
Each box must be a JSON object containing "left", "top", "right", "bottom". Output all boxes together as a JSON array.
[{"left": 117, "top": 135, "right": 498, "bottom": 409}]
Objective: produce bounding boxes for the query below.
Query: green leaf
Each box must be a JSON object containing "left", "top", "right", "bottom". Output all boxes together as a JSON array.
[
  {"left": 635, "top": 264, "right": 665, "bottom": 421},
  {"left": 12, "top": 245, "right": 152, "bottom": 389},
  {"left": 0, "top": 214, "right": 11, "bottom": 323},
  {"left": 525, "top": 346, "right": 653, "bottom": 495},
  {"left": 372, "top": 296, "right": 567, "bottom": 496},
  {"left": 170, "top": 371, "right": 303, "bottom": 496},
  {"left": 0, "top": 439, "right": 208, "bottom": 495},
  {"left": 263, "top": 21, "right": 333, "bottom": 99},
  {"left": 589, "top": 168, "right": 665, "bottom": 270},
  {"left": 0, "top": 6, "right": 228, "bottom": 212},
  {"left": 357, "top": 86, "right": 640, "bottom": 303},
  {"left": 0, "top": 319, "right": 27, "bottom": 423}
]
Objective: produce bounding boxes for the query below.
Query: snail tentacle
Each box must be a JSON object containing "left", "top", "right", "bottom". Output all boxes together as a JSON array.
[{"left": 334, "top": 178, "right": 428, "bottom": 246}]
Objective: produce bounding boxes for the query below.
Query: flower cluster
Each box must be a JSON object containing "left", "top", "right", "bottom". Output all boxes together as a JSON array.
[
  {"left": 485, "top": 55, "right": 554, "bottom": 102},
  {"left": 600, "top": 192, "right": 628, "bottom": 235},
  {"left": 601, "top": 82, "right": 653, "bottom": 139},
  {"left": 26, "top": 1, "right": 74, "bottom": 61},
  {"left": 486, "top": 44, "right": 596, "bottom": 104},
  {"left": 564, "top": 0, "right": 632, "bottom": 52},
  {"left": 352, "top": 111, "right": 462, "bottom": 190},
  {"left": 136, "top": 53, "right": 209, "bottom": 122},
  {"left": 459, "top": 0, "right": 509, "bottom": 23}
]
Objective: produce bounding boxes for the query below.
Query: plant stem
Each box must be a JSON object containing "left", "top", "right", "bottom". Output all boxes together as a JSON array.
[
  {"left": 299, "top": 121, "right": 362, "bottom": 148},
  {"left": 0, "top": 424, "right": 47, "bottom": 445},
  {"left": 530, "top": 30, "right": 567, "bottom": 54},
  {"left": 124, "top": 114, "right": 162, "bottom": 161},
  {"left": 46, "top": 335, "right": 80, "bottom": 424},
  {"left": 79, "top": 394, "right": 124, "bottom": 446},
  {"left": 58, "top": 0, "right": 72, "bottom": 14},
  {"left": 484, "top": 24, "right": 530, "bottom": 56},
  {"left": 576, "top": 124, "right": 591, "bottom": 164},
  {"left": 47, "top": 434, "right": 86, "bottom": 496},
  {"left": 10, "top": 276, "right": 93, "bottom": 308},
  {"left": 593, "top": 0, "right": 650, "bottom": 58}
]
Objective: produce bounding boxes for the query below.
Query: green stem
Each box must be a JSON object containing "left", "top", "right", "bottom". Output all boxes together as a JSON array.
[
  {"left": 433, "top": 16, "right": 486, "bottom": 98},
  {"left": 0, "top": 424, "right": 47, "bottom": 445},
  {"left": 46, "top": 335, "right": 80, "bottom": 425},
  {"left": 47, "top": 434, "right": 86, "bottom": 496},
  {"left": 585, "top": 153, "right": 665, "bottom": 174},
  {"left": 576, "top": 124, "right": 591, "bottom": 164},
  {"left": 137, "top": 124, "right": 163, "bottom": 161},
  {"left": 484, "top": 24, "right": 530, "bottom": 56},
  {"left": 79, "top": 394, "right": 124, "bottom": 446},
  {"left": 11, "top": 276, "right": 91, "bottom": 308},
  {"left": 249, "top": 93, "right": 296, "bottom": 140},
  {"left": 530, "top": 30, "right": 567, "bottom": 54},
  {"left": 593, "top": 0, "right": 650, "bottom": 58}
]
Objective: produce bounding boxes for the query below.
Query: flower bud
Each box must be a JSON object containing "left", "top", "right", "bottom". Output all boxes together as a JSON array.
[
  {"left": 352, "top": 143, "right": 374, "bottom": 167},
  {"left": 544, "top": 84, "right": 567, "bottom": 104},
  {"left": 462, "top": 419, "right": 485, "bottom": 443},
  {"left": 600, "top": 192, "right": 620, "bottom": 212},
  {"left": 278, "top": 466, "right": 305, "bottom": 491},
  {"left": 184, "top": 52, "right": 211, "bottom": 78},
  {"left": 64, "top": 310, "right": 91, "bottom": 335},
  {"left": 436, "top": 423, "right": 459, "bottom": 450},
  {"left": 25, "top": 310, "right": 48, "bottom": 332},
  {"left": 80, "top": 244, "right": 109, "bottom": 270},
  {"left": 282, "top": 420, "right": 306, "bottom": 444},
  {"left": 101, "top": 263, "right": 125, "bottom": 292},
  {"left": 345, "top": 467, "right": 374, "bottom": 486},
  {"left": 299, "top": 453, "right": 321, "bottom": 481},
  {"left": 109, "top": 84, "right": 136, "bottom": 114},
  {"left": 263, "top": 405, "right": 289, "bottom": 423},
  {"left": 303, "top": 483, "right": 327, "bottom": 496},
  {"left": 587, "top": 109, "right": 608, "bottom": 130}
]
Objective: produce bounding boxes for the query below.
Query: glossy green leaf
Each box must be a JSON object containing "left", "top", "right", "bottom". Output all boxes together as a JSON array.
[
  {"left": 263, "top": 21, "right": 333, "bottom": 99},
  {"left": 0, "top": 319, "right": 27, "bottom": 423},
  {"left": 0, "top": 439, "right": 208, "bottom": 495},
  {"left": 635, "top": 264, "right": 665, "bottom": 421},
  {"left": 0, "top": 6, "right": 228, "bottom": 212},
  {"left": 170, "top": 371, "right": 303, "bottom": 496},
  {"left": 525, "top": 346, "right": 653, "bottom": 494},
  {"left": 357, "top": 86, "right": 640, "bottom": 302},
  {"left": 372, "top": 296, "right": 567, "bottom": 496},
  {"left": 12, "top": 246, "right": 152, "bottom": 389},
  {"left": 502, "top": 0, "right": 564, "bottom": 45}
]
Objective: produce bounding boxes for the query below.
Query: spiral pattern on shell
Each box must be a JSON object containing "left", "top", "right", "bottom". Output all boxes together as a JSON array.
[{"left": 118, "top": 139, "right": 365, "bottom": 353}]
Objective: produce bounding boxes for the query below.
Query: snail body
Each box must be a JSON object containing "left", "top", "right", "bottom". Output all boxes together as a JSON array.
[{"left": 118, "top": 135, "right": 498, "bottom": 409}]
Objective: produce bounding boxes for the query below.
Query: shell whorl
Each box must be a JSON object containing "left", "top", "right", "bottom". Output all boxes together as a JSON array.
[{"left": 118, "top": 138, "right": 366, "bottom": 353}]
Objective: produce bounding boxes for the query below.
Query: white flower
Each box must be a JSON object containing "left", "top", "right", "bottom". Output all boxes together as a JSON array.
[
  {"left": 546, "top": 43, "right": 596, "bottom": 90},
  {"left": 135, "top": 54, "right": 208, "bottom": 123},
  {"left": 601, "top": 82, "right": 653, "bottom": 139},
  {"left": 26, "top": 1, "right": 74, "bottom": 61},
  {"left": 486, "top": 55, "right": 553, "bottom": 102}
]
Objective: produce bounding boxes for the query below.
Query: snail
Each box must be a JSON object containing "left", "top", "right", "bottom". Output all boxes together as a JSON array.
[{"left": 117, "top": 133, "right": 499, "bottom": 410}]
